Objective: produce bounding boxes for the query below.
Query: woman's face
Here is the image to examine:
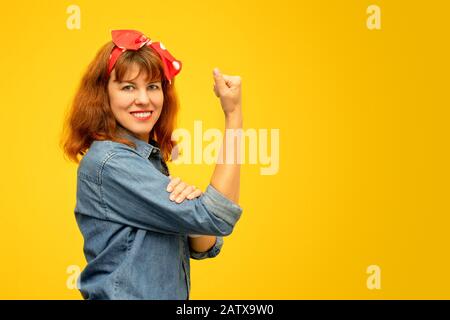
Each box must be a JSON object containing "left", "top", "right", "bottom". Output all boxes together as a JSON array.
[{"left": 107, "top": 63, "right": 164, "bottom": 142}]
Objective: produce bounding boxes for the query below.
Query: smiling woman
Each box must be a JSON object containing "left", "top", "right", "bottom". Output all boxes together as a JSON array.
[
  {"left": 60, "top": 29, "right": 244, "bottom": 300},
  {"left": 61, "top": 34, "right": 179, "bottom": 163},
  {"left": 107, "top": 64, "right": 164, "bottom": 142}
]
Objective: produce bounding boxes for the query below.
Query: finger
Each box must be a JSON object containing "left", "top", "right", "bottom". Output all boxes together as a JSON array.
[
  {"left": 167, "top": 176, "right": 180, "bottom": 192},
  {"left": 175, "top": 185, "right": 196, "bottom": 203},
  {"left": 213, "top": 84, "right": 219, "bottom": 97},
  {"left": 213, "top": 67, "right": 227, "bottom": 92},
  {"left": 186, "top": 188, "right": 202, "bottom": 200},
  {"left": 222, "top": 75, "right": 241, "bottom": 87},
  {"left": 170, "top": 181, "right": 186, "bottom": 200},
  {"left": 222, "top": 75, "right": 233, "bottom": 87}
]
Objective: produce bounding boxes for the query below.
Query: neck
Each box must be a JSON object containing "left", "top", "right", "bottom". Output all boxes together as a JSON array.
[{"left": 115, "top": 126, "right": 148, "bottom": 142}]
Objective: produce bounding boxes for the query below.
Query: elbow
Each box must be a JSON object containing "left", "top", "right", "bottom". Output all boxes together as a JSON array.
[
  {"left": 219, "top": 223, "right": 235, "bottom": 237},
  {"left": 201, "top": 185, "right": 243, "bottom": 231},
  {"left": 203, "top": 220, "right": 235, "bottom": 237}
]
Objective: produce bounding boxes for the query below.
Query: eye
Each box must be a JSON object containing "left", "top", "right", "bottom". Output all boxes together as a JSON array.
[
  {"left": 121, "top": 85, "right": 134, "bottom": 91},
  {"left": 148, "top": 84, "right": 160, "bottom": 90}
]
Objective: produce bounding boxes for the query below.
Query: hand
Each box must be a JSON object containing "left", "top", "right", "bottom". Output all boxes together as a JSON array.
[
  {"left": 212, "top": 67, "right": 242, "bottom": 115},
  {"left": 166, "top": 176, "right": 203, "bottom": 203}
]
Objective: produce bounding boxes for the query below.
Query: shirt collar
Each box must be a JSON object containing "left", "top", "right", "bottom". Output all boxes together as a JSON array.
[{"left": 117, "top": 128, "right": 161, "bottom": 159}]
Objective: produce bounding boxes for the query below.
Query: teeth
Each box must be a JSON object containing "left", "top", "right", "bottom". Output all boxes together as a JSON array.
[{"left": 131, "top": 112, "right": 151, "bottom": 118}]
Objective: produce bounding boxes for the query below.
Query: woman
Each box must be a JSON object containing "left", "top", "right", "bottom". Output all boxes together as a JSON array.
[{"left": 61, "top": 30, "right": 243, "bottom": 300}]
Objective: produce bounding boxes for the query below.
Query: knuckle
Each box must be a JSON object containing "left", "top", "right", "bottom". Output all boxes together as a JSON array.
[
  {"left": 182, "top": 186, "right": 194, "bottom": 195},
  {"left": 174, "top": 183, "right": 185, "bottom": 193},
  {"left": 170, "top": 177, "right": 180, "bottom": 185}
]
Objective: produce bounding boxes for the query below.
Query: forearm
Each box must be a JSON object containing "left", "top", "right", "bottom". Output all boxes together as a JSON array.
[
  {"left": 190, "top": 112, "right": 241, "bottom": 253},
  {"left": 188, "top": 235, "right": 217, "bottom": 253},
  {"left": 210, "top": 110, "right": 243, "bottom": 204}
]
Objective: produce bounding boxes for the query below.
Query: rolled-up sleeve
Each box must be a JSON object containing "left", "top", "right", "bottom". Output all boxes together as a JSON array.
[
  {"left": 190, "top": 236, "right": 224, "bottom": 260},
  {"left": 100, "top": 149, "right": 243, "bottom": 236}
]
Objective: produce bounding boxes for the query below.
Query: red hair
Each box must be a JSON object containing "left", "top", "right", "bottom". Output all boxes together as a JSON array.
[{"left": 60, "top": 41, "right": 179, "bottom": 163}]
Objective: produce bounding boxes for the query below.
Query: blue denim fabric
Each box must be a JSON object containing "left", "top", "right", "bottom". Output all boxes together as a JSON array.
[{"left": 74, "top": 131, "right": 243, "bottom": 300}]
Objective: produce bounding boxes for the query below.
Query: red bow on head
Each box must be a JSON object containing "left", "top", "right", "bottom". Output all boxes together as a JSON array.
[{"left": 107, "top": 29, "right": 182, "bottom": 84}]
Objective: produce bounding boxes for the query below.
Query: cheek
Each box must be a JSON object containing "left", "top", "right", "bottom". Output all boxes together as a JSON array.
[
  {"left": 110, "top": 93, "right": 134, "bottom": 109},
  {"left": 151, "top": 91, "right": 164, "bottom": 107}
]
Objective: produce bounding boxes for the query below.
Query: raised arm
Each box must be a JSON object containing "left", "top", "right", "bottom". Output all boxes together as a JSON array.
[
  {"left": 210, "top": 67, "right": 243, "bottom": 204},
  {"left": 188, "top": 68, "right": 243, "bottom": 254}
]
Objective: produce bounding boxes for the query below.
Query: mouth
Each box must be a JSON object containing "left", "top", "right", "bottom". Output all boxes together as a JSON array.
[{"left": 129, "top": 110, "right": 153, "bottom": 121}]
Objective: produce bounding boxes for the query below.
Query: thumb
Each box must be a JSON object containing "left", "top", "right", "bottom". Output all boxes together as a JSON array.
[{"left": 213, "top": 67, "right": 227, "bottom": 92}]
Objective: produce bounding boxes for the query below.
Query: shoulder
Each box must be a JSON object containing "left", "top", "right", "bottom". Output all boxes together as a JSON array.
[{"left": 77, "top": 140, "right": 143, "bottom": 184}]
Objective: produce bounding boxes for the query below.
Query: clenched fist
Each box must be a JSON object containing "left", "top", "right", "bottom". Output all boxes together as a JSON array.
[{"left": 213, "top": 67, "right": 242, "bottom": 116}]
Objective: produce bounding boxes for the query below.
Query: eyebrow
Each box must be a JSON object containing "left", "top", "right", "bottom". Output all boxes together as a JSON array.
[{"left": 118, "top": 80, "right": 161, "bottom": 85}]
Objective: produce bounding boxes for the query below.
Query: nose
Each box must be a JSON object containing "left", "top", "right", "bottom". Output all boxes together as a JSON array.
[{"left": 134, "top": 88, "right": 150, "bottom": 105}]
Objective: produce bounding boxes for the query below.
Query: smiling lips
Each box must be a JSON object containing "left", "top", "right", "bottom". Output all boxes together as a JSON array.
[{"left": 130, "top": 111, "right": 153, "bottom": 121}]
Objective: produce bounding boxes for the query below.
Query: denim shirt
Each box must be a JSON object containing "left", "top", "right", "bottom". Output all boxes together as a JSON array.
[{"left": 74, "top": 131, "right": 243, "bottom": 300}]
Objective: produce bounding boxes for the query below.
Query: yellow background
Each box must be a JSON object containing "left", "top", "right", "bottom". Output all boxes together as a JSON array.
[{"left": 0, "top": 0, "right": 449, "bottom": 299}]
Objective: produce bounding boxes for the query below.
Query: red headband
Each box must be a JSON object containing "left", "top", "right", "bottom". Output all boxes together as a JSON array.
[{"left": 107, "top": 29, "right": 182, "bottom": 84}]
